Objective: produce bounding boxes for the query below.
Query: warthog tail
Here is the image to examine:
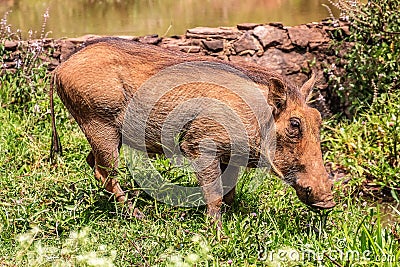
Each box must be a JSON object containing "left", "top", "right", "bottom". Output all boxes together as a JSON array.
[{"left": 50, "top": 74, "right": 62, "bottom": 160}]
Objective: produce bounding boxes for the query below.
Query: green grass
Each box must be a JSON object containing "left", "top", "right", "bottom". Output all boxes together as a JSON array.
[
  {"left": 0, "top": 80, "right": 399, "bottom": 266},
  {"left": 322, "top": 91, "right": 400, "bottom": 194}
]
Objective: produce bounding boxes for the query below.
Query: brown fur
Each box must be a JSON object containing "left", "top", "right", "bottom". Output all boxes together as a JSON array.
[{"left": 50, "top": 37, "right": 335, "bottom": 221}]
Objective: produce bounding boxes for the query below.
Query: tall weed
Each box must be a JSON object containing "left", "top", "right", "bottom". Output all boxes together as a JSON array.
[{"left": 0, "top": 9, "right": 51, "bottom": 113}]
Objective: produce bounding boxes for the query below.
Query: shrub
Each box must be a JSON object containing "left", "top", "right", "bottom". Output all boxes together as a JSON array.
[{"left": 323, "top": 1, "right": 399, "bottom": 192}]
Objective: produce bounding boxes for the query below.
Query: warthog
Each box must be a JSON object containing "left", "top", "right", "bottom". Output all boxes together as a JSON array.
[{"left": 50, "top": 37, "right": 335, "bottom": 220}]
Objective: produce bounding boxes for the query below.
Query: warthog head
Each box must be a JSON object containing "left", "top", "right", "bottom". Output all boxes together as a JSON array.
[{"left": 270, "top": 75, "right": 335, "bottom": 210}]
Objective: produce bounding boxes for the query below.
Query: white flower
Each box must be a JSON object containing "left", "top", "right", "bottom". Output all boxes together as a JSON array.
[
  {"left": 87, "top": 257, "right": 115, "bottom": 267},
  {"left": 15, "top": 59, "right": 22, "bottom": 69},
  {"left": 186, "top": 253, "right": 200, "bottom": 263},
  {"left": 17, "top": 233, "right": 32, "bottom": 244}
]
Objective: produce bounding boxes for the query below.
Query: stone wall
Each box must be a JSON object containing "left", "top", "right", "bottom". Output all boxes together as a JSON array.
[{"left": 1, "top": 20, "right": 350, "bottom": 115}]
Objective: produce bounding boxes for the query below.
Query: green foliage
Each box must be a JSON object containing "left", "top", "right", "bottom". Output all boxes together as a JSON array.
[
  {"left": 328, "top": 0, "right": 400, "bottom": 115},
  {"left": 323, "top": 91, "right": 400, "bottom": 189},
  {"left": 0, "top": 61, "right": 50, "bottom": 113},
  {"left": 323, "top": 0, "right": 400, "bottom": 191},
  {"left": 0, "top": 10, "right": 51, "bottom": 113}
]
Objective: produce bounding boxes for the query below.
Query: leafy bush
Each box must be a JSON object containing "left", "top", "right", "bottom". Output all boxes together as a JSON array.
[
  {"left": 322, "top": 0, "right": 400, "bottom": 191},
  {"left": 328, "top": 0, "right": 400, "bottom": 115}
]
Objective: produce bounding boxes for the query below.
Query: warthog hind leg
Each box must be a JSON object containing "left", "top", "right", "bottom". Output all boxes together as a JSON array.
[
  {"left": 89, "top": 126, "right": 125, "bottom": 201},
  {"left": 82, "top": 120, "right": 144, "bottom": 218}
]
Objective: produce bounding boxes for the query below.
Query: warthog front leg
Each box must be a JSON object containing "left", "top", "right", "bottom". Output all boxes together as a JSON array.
[
  {"left": 193, "top": 158, "right": 240, "bottom": 226},
  {"left": 194, "top": 158, "right": 223, "bottom": 222}
]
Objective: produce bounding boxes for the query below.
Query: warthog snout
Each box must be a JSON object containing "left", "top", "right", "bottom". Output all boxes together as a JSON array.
[
  {"left": 293, "top": 174, "right": 336, "bottom": 210},
  {"left": 312, "top": 200, "right": 336, "bottom": 210}
]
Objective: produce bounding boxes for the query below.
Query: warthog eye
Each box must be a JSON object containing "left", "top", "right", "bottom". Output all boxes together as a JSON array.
[
  {"left": 306, "top": 186, "right": 312, "bottom": 196},
  {"left": 286, "top": 117, "right": 302, "bottom": 139},
  {"left": 305, "top": 186, "right": 312, "bottom": 201}
]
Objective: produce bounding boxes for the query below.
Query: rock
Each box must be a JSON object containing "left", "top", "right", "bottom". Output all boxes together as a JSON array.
[
  {"left": 323, "top": 23, "right": 351, "bottom": 39},
  {"left": 276, "top": 37, "right": 295, "bottom": 51},
  {"left": 268, "top": 22, "right": 284, "bottom": 28},
  {"left": 139, "top": 35, "right": 162, "bottom": 45},
  {"left": 307, "top": 22, "right": 322, "bottom": 27},
  {"left": 233, "top": 33, "right": 258, "bottom": 54},
  {"left": 287, "top": 72, "right": 309, "bottom": 87},
  {"left": 49, "top": 58, "right": 60, "bottom": 70},
  {"left": 256, "top": 49, "right": 286, "bottom": 74},
  {"left": 176, "top": 40, "right": 192, "bottom": 46},
  {"left": 4, "top": 40, "right": 18, "bottom": 51},
  {"left": 314, "top": 43, "right": 332, "bottom": 54},
  {"left": 256, "top": 48, "right": 312, "bottom": 75},
  {"left": 287, "top": 26, "right": 308, "bottom": 47},
  {"left": 253, "top": 25, "right": 288, "bottom": 48},
  {"left": 68, "top": 35, "right": 101, "bottom": 44},
  {"left": 216, "top": 54, "right": 228, "bottom": 61},
  {"left": 161, "top": 37, "right": 191, "bottom": 47},
  {"left": 237, "top": 23, "right": 261, "bottom": 30},
  {"left": 41, "top": 38, "right": 55, "bottom": 48},
  {"left": 60, "top": 40, "right": 77, "bottom": 62},
  {"left": 190, "top": 39, "right": 202, "bottom": 46},
  {"left": 52, "top": 50, "right": 61, "bottom": 58},
  {"left": 255, "top": 48, "right": 264, "bottom": 57},
  {"left": 186, "top": 27, "right": 240, "bottom": 39},
  {"left": 161, "top": 44, "right": 181, "bottom": 51},
  {"left": 229, "top": 55, "right": 256, "bottom": 65},
  {"left": 288, "top": 25, "right": 330, "bottom": 48},
  {"left": 117, "top": 36, "right": 138, "bottom": 40},
  {"left": 202, "top": 40, "right": 224, "bottom": 52},
  {"left": 309, "top": 40, "right": 328, "bottom": 50},
  {"left": 238, "top": 50, "right": 256, "bottom": 56},
  {"left": 179, "top": 46, "right": 201, "bottom": 53}
]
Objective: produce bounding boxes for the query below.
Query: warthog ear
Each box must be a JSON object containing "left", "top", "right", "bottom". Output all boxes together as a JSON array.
[
  {"left": 268, "top": 77, "right": 287, "bottom": 117},
  {"left": 300, "top": 73, "right": 316, "bottom": 102}
]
